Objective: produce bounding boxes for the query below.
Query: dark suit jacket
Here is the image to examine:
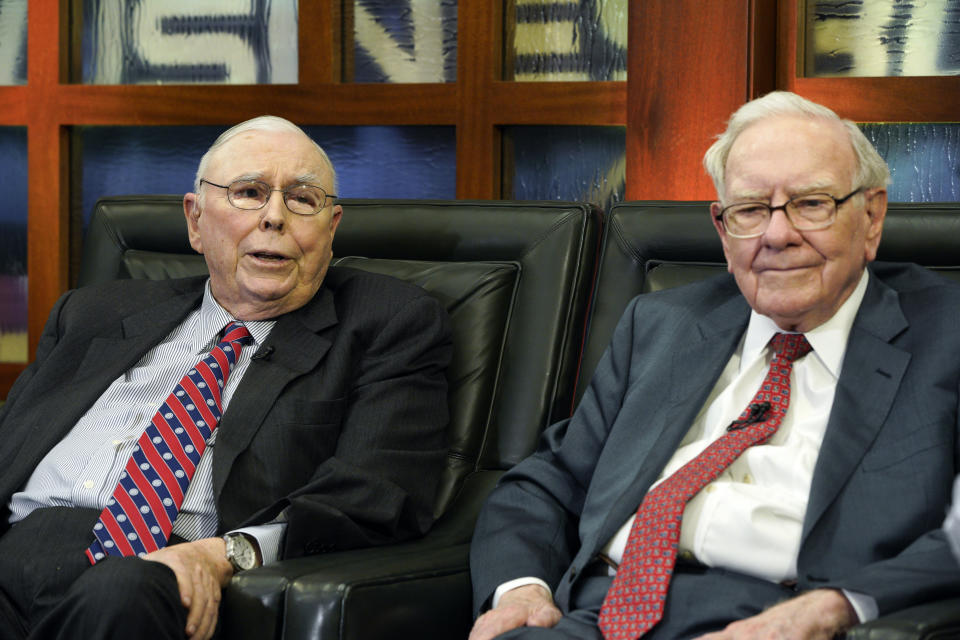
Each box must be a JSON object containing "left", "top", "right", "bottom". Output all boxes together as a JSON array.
[
  {"left": 471, "top": 261, "right": 960, "bottom": 621},
  {"left": 0, "top": 266, "right": 452, "bottom": 559}
]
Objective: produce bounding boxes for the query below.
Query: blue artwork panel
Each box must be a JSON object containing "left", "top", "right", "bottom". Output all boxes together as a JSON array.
[
  {"left": 508, "top": 125, "right": 625, "bottom": 213},
  {"left": 353, "top": 0, "right": 457, "bottom": 82},
  {"left": 0, "top": 127, "right": 27, "bottom": 362},
  {"left": 807, "top": 0, "right": 960, "bottom": 77},
  {"left": 861, "top": 123, "right": 960, "bottom": 202},
  {"left": 81, "top": 0, "right": 298, "bottom": 84},
  {"left": 0, "top": 0, "right": 26, "bottom": 85},
  {"left": 78, "top": 125, "right": 456, "bottom": 225},
  {"left": 512, "top": 0, "right": 626, "bottom": 81},
  {"left": 78, "top": 126, "right": 217, "bottom": 224},
  {"left": 304, "top": 126, "right": 456, "bottom": 197}
]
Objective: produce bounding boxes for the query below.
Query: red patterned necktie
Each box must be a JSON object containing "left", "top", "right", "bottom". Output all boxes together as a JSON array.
[
  {"left": 85, "top": 321, "right": 252, "bottom": 563},
  {"left": 597, "top": 332, "right": 812, "bottom": 639}
]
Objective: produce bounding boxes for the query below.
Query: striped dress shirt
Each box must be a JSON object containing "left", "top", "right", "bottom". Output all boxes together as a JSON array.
[{"left": 9, "top": 282, "right": 283, "bottom": 558}]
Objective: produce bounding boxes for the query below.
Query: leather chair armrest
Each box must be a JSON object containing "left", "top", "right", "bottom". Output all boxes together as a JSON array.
[
  {"left": 221, "top": 534, "right": 473, "bottom": 640},
  {"left": 220, "top": 470, "right": 501, "bottom": 640},
  {"left": 846, "top": 598, "right": 960, "bottom": 640},
  {"left": 222, "top": 537, "right": 472, "bottom": 640},
  {"left": 282, "top": 541, "right": 472, "bottom": 640}
]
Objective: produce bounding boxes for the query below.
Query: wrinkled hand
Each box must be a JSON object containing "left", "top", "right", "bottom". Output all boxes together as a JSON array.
[
  {"left": 469, "top": 584, "right": 562, "bottom": 640},
  {"left": 144, "top": 537, "right": 233, "bottom": 640},
  {"left": 695, "top": 589, "right": 857, "bottom": 640}
]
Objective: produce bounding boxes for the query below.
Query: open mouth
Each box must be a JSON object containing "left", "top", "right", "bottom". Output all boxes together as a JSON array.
[{"left": 250, "top": 251, "right": 288, "bottom": 262}]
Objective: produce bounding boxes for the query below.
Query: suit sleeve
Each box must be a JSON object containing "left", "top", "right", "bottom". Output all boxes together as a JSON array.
[
  {"left": 276, "top": 292, "right": 453, "bottom": 558},
  {"left": 822, "top": 381, "right": 960, "bottom": 614},
  {"left": 469, "top": 296, "right": 643, "bottom": 615}
]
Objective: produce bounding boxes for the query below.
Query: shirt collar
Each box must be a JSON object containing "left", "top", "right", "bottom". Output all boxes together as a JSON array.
[
  {"left": 741, "top": 268, "right": 870, "bottom": 379},
  {"left": 196, "top": 280, "right": 277, "bottom": 352}
]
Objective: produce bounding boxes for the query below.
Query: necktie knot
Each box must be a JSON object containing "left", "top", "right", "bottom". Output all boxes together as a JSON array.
[
  {"left": 220, "top": 321, "right": 252, "bottom": 347},
  {"left": 770, "top": 332, "right": 811, "bottom": 363}
]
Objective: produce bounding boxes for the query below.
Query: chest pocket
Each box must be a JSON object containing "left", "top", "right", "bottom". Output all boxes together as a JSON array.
[{"left": 861, "top": 422, "right": 952, "bottom": 472}]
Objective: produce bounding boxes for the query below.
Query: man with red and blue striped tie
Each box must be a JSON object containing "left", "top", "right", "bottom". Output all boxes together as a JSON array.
[{"left": 0, "top": 116, "right": 451, "bottom": 640}]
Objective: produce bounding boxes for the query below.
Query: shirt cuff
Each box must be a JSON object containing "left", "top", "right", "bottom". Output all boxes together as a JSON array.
[
  {"left": 842, "top": 588, "right": 878, "bottom": 624},
  {"left": 231, "top": 523, "right": 287, "bottom": 566},
  {"left": 492, "top": 577, "right": 553, "bottom": 609},
  {"left": 943, "top": 475, "right": 960, "bottom": 561}
]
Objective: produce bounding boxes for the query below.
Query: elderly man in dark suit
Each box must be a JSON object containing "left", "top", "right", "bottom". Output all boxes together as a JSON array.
[
  {"left": 469, "top": 91, "right": 960, "bottom": 640},
  {"left": 0, "top": 116, "right": 451, "bottom": 640}
]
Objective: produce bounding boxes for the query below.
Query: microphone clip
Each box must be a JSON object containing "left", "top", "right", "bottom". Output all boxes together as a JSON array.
[
  {"left": 726, "top": 401, "right": 771, "bottom": 431},
  {"left": 251, "top": 345, "right": 275, "bottom": 361}
]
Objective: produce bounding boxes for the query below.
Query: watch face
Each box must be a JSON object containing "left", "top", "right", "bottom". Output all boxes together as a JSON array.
[{"left": 227, "top": 535, "right": 256, "bottom": 571}]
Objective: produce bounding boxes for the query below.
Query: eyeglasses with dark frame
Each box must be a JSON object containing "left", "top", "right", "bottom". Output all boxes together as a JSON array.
[
  {"left": 200, "top": 178, "right": 337, "bottom": 216},
  {"left": 715, "top": 187, "right": 865, "bottom": 239}
]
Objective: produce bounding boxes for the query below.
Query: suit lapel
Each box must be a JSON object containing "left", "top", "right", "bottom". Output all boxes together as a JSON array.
[
  {"left": 71, "top": 287, "right": 205, "bottom": 390},
  {"left": 801, "top": 274, "right": 909, "bottom": 544},
  {"left": 587, "top": 292, "right": 751, "bottom": 556},
  {"left": 212, "top": 287, "right": 338, "bottom": 499},
  {"left": 9, "top": 282, "right": 204, "bottom": 496}
]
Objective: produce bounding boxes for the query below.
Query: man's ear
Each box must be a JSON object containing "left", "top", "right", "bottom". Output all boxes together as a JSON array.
[
  {"left": 863, "top": 188, "right": 887, "bottom": 262},
  {"left": 328, "top": 204, "right": 343, "bottom": 237},
  {"left": 183, "top": 193, "right": 204, "bottom": 254},
  {"left": 710, "top": 202, "right": 734, "bottom": 273}
]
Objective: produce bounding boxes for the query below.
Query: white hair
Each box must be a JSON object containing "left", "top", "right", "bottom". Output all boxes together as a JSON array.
[
  {"left": 194, "top": 115, "right": 338, "bottom": 201},
  {"left": 703, "top": 91, "right": 890, "bottom": 200}
]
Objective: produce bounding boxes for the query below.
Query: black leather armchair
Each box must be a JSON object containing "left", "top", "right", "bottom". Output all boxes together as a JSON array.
[
  {"left": 79, "top": 196, "right": 601, "bottom": 639},
  {"left": 576, "top": 200, "right": 960, "bottom": 640}
]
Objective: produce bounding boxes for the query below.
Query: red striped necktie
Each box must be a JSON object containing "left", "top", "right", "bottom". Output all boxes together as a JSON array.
[
  {"left": 598, "top": 332, "right": 812, "bottom": 639},
  {"left": 85, "top": 321, "right": 252, "bottom": 563}
]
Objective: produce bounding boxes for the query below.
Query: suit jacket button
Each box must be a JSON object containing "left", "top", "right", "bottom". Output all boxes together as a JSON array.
[{"left": 569, "top": 566, "right": 578, "bottom": 582}]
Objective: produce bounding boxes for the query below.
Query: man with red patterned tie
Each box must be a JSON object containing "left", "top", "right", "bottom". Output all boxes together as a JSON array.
[
  {"left": 469, "top": 91, "right": 960, "bottom": 640},
  {"left": 0, "top": 116, "right": 451, "bottom": 640}
]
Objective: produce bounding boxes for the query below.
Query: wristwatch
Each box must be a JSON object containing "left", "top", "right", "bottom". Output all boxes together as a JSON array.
[{"left": 223, "top": 532, "right": 263, "bottom": 572}]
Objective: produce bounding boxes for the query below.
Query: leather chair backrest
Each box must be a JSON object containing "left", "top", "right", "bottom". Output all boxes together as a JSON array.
[
  {"left": 79, "top": 196, "right": 601, "bottom": 519},
  {"left": 576, "top": 200, "right": 960, "bottom": 405}
]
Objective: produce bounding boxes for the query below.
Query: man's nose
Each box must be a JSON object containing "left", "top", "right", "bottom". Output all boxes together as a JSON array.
[
  {"left": 259, "top": 191, "right": 286, "bottom": 231},
  {"left": 762, "top": 206, "right": 802, "bottom": 246}
]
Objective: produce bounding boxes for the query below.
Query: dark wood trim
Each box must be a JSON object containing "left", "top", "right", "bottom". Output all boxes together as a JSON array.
[
  {"left": 456, "top": 0, "right": 501, "bottom": 199},
  {"left": 339, "top": 0, "right": 354, "bottom": 83},
  {"left": 23, "top": 84, "right": 459, "bottom": 125},
  {"left": 749, "top": 0, "right": 777, "bottom": 98},
  {"left": 0, "top": 88, "right": 28, "bottom": 122},
  {"left": 626, "top": 0, "right": 753, "bottom": 200},
  {"left": 488, "top": 82, "right": 625, "bottom": 124},
  {"left": 502, "top": 0, "right": 517, "bottom": 81},
  {"left": 787, "top": 77, "right": 960, "bottom": 123},
  {"left": 0, "top": 364, "right": 24, "bottom": 394},
  {"left": 26, "top": 0, "right": 68, "bottom": 360},
  {"left": 299, "top": 0, "right": 336, "bottom": 84},
  {"left": 66, "top": 0, "right": 81, "bottom": 83}
]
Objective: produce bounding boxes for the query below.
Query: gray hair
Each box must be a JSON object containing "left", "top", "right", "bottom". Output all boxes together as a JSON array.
[
  {"left": 194, "top": 115, "right": 338, "bottom": 201},
  {"left": 703, "top": 91, "right": 890, "bottom": 200}
]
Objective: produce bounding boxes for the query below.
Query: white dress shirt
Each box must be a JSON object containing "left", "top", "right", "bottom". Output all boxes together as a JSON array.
[
  {"left": 9, "top": 281, "right": 284, "bottom": 563},
  {"left": 496, "top": 270, "right": 877, "bottom": 621}
]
